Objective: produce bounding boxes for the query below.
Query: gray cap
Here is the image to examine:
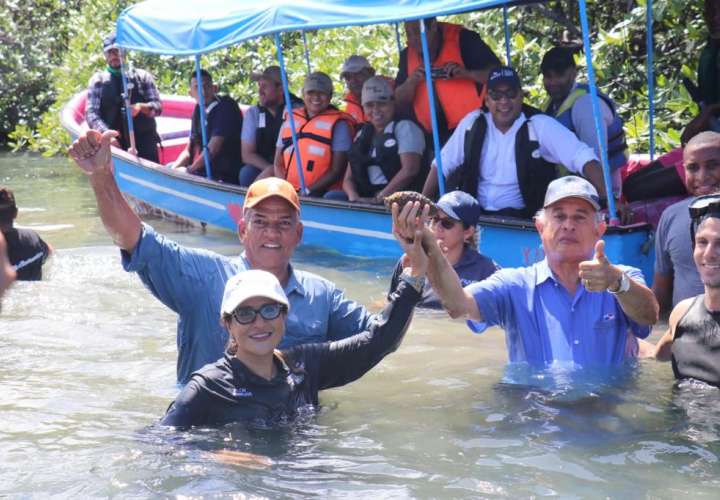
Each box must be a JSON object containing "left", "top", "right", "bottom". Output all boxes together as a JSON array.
[
  {"left": 303, "top": 71, "right": 333, "bottom": 96},
  {"left": 361, "top": 76, "right": 394, "bottom": 105},
  {"left": 341, "top": 55, "right": 372, "bottom": 76},
  {"left": 543, "top": 176, "right": 601, "bottom": 210},
  {"left": 251, "top": 65, "right": 281, "bottom": 84}
]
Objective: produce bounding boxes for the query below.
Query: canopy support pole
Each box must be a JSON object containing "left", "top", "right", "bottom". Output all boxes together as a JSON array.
[
  {"left": 646, "top": 0, "right": 655, "bottom": 160},
  {"left": 577, "top": 0, "right": 618, "bottom": 225},
  {"left": 275, "top": 33, "right": 308, "bottom": 194},
  {"left": 302, "top": 31, "right": 312, "bottom": 74},
  {"left": 194, "top": 55, "right": 213, "bottom": 180},
  {"left": 394, "top": 23, "right": 403, "bottom": 55},
  {"left": 503, "top": 5, "right": 512, "bottom": 66},
  {"left": 419, "top": 18, "right": 446, "bottom": 196},
  {"left": 119, "top": 53, "right": 137, "bottom": 156}
]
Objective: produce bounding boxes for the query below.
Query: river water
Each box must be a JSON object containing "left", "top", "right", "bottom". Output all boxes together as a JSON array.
[{"left": 1, "top": 152, "right": 719, "bottom": 498}]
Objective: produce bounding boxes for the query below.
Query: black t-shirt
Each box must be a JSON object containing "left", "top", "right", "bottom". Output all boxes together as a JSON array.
[
  {"left": 2, "top": 227, "right": 50, "bottom": 281},
  {"left": 191, "top": 95, "right": 243, "bottom": 183}
]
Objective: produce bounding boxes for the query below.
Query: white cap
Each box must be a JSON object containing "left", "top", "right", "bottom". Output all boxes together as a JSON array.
[{"left": 220, "top": 270, "right": 289, "bottom": 315}]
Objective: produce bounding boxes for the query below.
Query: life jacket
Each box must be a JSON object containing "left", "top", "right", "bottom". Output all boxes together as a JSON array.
[
  {"left": 406, "top": 22, "right": 485, "bottom": 136},
  {"left": 343, "top": 92, "right": 365, "bottom": 124},
  {"left": 348, "top": 120, "right": 427, "bottom": 197},
  {"left": 280, "top": 107, "right": 355, "bottom": 192},
  {"left": 543, "top": 83, "right": 627, "bottom": 171},
  {"left": 99, "top": 71, "right": 157, "bottom": 149},
  {"left": 454, "top": 109, "right": 557, "bottom": 217}
]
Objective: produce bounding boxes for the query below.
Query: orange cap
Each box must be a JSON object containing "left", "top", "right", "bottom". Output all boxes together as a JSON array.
[{"left": 243, "top": 178, "right": 300, "bottom": 212}]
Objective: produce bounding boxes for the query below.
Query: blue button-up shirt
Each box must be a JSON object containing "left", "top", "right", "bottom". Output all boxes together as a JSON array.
[
  {"left": 466, "top": 259, "right": 650, "bottom": 367},
  {"left": 122, "top": 224, "right": 372, "bottom": 384}
]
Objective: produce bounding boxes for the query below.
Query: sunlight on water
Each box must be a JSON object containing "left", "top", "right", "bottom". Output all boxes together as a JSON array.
[{"left": 1, "top": 153, "right": 720, "bottom": 497}]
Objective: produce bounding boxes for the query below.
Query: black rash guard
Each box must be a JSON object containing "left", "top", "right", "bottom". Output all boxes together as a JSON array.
[
  {"left": 161, "top": 280, "right": 420, "bottom": 428},
  {"left": 672, "top": 294, "right": 720, "bottom": 388}
]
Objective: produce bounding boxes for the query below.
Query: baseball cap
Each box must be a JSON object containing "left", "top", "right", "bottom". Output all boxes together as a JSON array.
[
  {"left": 543, "top": 176, "right": 601, "bottom": 211},
  {"left": 251, "top": 65, "right": 282, "bottom": 85},
  {"left": 243, "top": 178, "right": 301, "bottom": 212},
  {"left": 103, "top": 32, "right": 119, "bottom": 53},
  {"left": 540, "top": 47, "right": 576, "bottom": 74},
  {"left": 487, "top": 66, "right": 522, "bottom": 91},
  {"left": 341, "top": 55, "right": 372, "bottom": 76},
  {"left": 220, "top": 270, "right": 289, "bottom": 315},
  {"left": 436, "top": 191, "right": 482, "bottom": 227},
  {"left": 361, "top": 76, "right": 394, "bottom": 105},
  {"left": 303, "top": 72, "right": 333, "bottom": 96}
]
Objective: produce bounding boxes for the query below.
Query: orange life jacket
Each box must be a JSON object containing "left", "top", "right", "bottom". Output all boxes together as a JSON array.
[
  {"left": 407, "top": 22, "right": 485, "bottom": 134},
  {"left": 280, "top": 108, "right": 354, "bottom": 191}
]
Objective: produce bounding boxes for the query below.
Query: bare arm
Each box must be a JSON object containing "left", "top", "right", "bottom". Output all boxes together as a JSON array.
[
  {"left": 342, "top": 166, "right": 361, "bottom": 202},
  {"left": 188, "top": 135, "right": 225, "bottom": 174},
  {"left": 0, "top": 232, "right": 16, "bottom": 299},
  {"left": 581, "top": 160, "right": 608, "bottom": 202},
  {"left": 654, "top": 298, "right": 693, "bottom": 361},
  {"left": 394, "top": 69, "right": 424, "bottom": 114},
  {"left": 171, "top": 142, "right": 192, "bottom": 168},
  {"left": 651, "top": 272, "right": 674, "bottom": 314},
  {"left": 68, "top": 130, "right": 142, "bottom": 252},
  {"left": 241, "top": 140, "right": 273, "bottom": 171},
  {"left": 421, "top": 164, "right": 440, "bottom": 198},
  {"left": 273, "top": 147, "right": 286, "bottom": 179}
]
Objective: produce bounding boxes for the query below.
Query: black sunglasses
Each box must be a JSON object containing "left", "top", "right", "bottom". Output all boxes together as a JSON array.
[
  {"left": 689, "top": 194, "right": 720, "bottom": 247},
  {"left": 488, "top": 89, "right": 520, "bottom": 101},
  {"left": 431, "top": 216, "right": 460, "bottom": 230},
  {"left": 232, "top": 303, "right": 287, "bottom": 325}
]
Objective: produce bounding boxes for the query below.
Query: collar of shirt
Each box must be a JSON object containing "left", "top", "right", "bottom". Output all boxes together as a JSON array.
[
  {"left": 237, "top": 253, "right": 307, "bottom": 298},
  {"left": 227, "top": 352, "right": 290, "bottom": 386}
]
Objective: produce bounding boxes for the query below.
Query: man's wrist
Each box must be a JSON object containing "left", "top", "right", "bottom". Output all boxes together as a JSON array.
[{"left": 608, "top": 269, "right": 630, "bottom": 294}]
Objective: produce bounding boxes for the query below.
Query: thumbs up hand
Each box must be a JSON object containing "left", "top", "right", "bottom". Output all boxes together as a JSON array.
[{"left": 578, "top": 240, "right": 622, "bottom": 292}]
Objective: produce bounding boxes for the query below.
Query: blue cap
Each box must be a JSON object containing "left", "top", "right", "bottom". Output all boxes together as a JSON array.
[
  {"left": 487, "top": 66, "right": 521, "bottom": 91},
  {"left": 543, "top": 176, "right": 600, "bottom": 210},
  {"left": 436, "top": 191, "right": 482, "bottom": 227},
  {"left": 103, "top": 32, "right": 118, "bottom": 52}
]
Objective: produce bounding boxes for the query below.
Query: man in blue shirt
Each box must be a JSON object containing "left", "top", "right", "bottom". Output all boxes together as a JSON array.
[
  {"left": 69, "top": 129, "right": 372, "bottom": 384},
  {"left": 392, "top": 176, "right": 659, "bottom": 367}
]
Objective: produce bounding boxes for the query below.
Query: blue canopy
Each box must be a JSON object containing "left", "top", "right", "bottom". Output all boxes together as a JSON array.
[{"left": 116, "top": 0, "right": 535, "bottom": 56}]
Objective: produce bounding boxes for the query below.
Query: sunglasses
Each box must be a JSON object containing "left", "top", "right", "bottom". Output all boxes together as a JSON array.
[
  {"left": 431, "top": 216, "right": 460, "bottom": 230},
  {"left": 689, "top": 194, "right": 720, "bottom": 246},
  {"left": 232, "top": 303, "right": 287, "bottom": 325},
  {"left": 488, "top": 89, "right": 520, "bottom": 101}
]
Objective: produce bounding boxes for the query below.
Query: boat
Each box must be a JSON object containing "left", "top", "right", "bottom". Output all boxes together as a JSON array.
[{"left": 60, "top": 0, "right": 659, "bottom": 278}]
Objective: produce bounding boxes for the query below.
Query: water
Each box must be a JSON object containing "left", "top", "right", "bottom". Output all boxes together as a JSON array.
[{"left": 2, "top": 152, "right": 720, "bottom": 498}]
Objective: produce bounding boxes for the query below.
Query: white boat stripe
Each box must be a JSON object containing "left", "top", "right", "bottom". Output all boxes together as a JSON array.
[
  {"left": 302, "top": 220, "right": 394, "bottom": 240},
  {"left": 118, "top": 173, "right": 227, "bottom": 210}
]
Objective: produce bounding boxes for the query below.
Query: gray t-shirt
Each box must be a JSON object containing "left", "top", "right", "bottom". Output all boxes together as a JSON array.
[
  {"left": 276, "top": 116, "right": 352, "bottom": 151},
  {"left": 367, "top": 120, "right": 426, "bottom": 185},
  {"left": 654, "top": 196, "right": 704, "bottom": 306},
  {"left": 241, "top": 105, "right": 261, "bottom": 143}
]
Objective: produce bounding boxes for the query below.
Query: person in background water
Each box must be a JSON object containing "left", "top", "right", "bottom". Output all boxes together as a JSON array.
[
  {"left": 68, "top": 129, "right": 374, "bottom": 385},
  {"left": 274, "top": 72, "right": 355, "bottom": 199},
  {"left": 344, "top": 76, "right": 427, "bottom": 204},
  {"left": 654, "top": 193, "right": 720, "bottom": 388},
  {"left": 394, "top": 17, "right": 500, "bottom": 145},
  {"left": 653, "top": 131, "right": 720, "bottom": 313},
  {"left": 396, "top": 176, "right": 658, "bottom": 368},
  {"left": 340, "top": 55, "right": 393, "bottom": 124},
  {"left": 238, "top": 66, "right": 303, "bottom": 187},
  {"left": 171, "top": 69, "right": 243, "bottom": 184},
  {"left": 85, "top": 31, "right": 162, "bottom": 162},
  {"left": 0, "top": 233, "right": 16, "bottom": 302},
  {"left": 387, "top": 191, "right": 497, "bottom": 309},
  {"left": 0, "top": 187, "right": 52, "bottom": 281}
]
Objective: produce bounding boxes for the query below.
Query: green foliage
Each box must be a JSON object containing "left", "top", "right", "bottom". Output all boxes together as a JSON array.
[{"left": 4, "top": 0, "right": 710, "bottom": 156}]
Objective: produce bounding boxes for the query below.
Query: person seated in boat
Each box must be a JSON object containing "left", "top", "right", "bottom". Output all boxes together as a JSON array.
[
  {"left": 387, "top": 191, "right": 498, "bottom": 309},
  {"left": 394, "top": 17, "right": 501, "bottom": 146},
  {"left": 540, "top": 46, "right": 627, "bottom": 192},
  {"left": 654, "top": 193, "right": 720, "bottom": 388},
  {"left": 422, "top": 66, "right": 608, "bottom": 219},
  {"left": 0, "top": 187, "right": 53, "bottom": 281},
  {"left": 395, "top": 175, "right": 659, "bottom": 368},
  {"left": 238, "top": 66, "right": 303, "bottom": 187},
  {"left": 171, "top": 69, "right": 243, "bottom": 184},
  {"left": 0, "top": 233, "right": 15, "bottom": 304},
  {"left": 160, "top": 263, "right": 423, "bottom": 428},
  {"left": 274, "top": 72, "right": 355, "bottom": 199},
  {"left": 343, "top": 76, "right": 427, "bottom": 204},
  {"left": 68, "top": 131, "right": 378, "bottom": 385},
  {"left": 340, "top": 55, "right": 394, "bottom": 124},
  {"left": 85, "top": 32, "right": 162, "bottom": 162},
  {"left": 653, "top": 132, "right": 720, "bottom": 313}
]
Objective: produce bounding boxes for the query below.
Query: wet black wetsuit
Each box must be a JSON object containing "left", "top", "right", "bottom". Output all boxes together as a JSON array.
[
  {"left": 161, "top": 280, "right": 420, "bottom": 428},
  {"left": 672, "top": 295, "right": 720, "bottom": 388}
]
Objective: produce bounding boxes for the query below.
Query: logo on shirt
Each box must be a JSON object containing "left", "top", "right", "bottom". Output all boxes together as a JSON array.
[
  {"left": 602, "top": 313, "right": 616, "bottom": 321},
  {"left": 384, "top": 138, "right": 397, "bottom": 148},
  {"left": 232, "top": 387, "right": 253, "bottom": 398},
  {"left": 531, "top": 149, "right": 541, "bottom": 159}
]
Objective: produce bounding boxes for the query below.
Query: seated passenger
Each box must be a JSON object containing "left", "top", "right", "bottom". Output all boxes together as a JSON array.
[
  {"left": 274, "top": 72, "right": 355, "bottom": 198},
  {"left": 540, "top": 46, "right": 627, "bottom": 189},
  {"left": 171, "top": 69, "right": 243, "bottom": 184},
  {"left": 653, "top": 132, "right": 720, "bottom": 312},
  {"left": 344, "top": 77, "right": 427, "bottom": 204},
  {"left": 238, "top": 66, "right": 303, "bottom": 187},
  {"left": 160, "top": 264, "right": 423, "bottom": 428},
  {"left": 422, "top": 66, "right": 608, "bottom": 219},
  {"left": 394, "top": 17, "right": 501, "bottom": 145},
  {"left": 0, "top": 187, "right": 52, "bottom": 281},
  {"left": 654, "top": 193, "right": 720, "bottom": 388},
  {"left": 387, "top": 191, "right": 498, "bottom": 309},
  {"left": 340, "top": 55, "right": 393, "bottom": 124}
]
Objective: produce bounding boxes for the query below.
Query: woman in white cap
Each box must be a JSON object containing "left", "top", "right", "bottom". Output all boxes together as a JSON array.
[{"left": 161, "top": 264, "right": 424, "bottom": 428}]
